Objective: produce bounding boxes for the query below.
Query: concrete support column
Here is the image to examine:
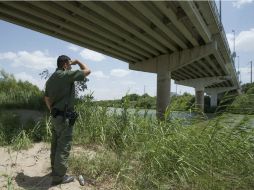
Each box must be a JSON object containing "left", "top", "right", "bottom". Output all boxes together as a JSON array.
[
  {"left": 195, "top": 88, "right": 204, "bottom": 111},
  {"left": 206, "top": 87, "right": 238, "bottom": 108},
  {"left": 156, "top": 62, "right": 171, "bottom": 119},
  {"left": 210, "top": 93, "right": 218, "bottom": 107}
]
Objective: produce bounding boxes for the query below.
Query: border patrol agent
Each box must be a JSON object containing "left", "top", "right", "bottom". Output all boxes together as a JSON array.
[{"left": 44, "top": 55, "right": 91, "bottom": 185}]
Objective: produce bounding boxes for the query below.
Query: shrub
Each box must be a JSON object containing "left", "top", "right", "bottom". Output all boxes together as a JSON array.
[{"left": 0, "top": 69, "right": 44, "bottom": 110}]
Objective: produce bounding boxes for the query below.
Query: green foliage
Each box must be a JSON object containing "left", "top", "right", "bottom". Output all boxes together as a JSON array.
[
  {"left": 0, "top": 69, "right": 44, "bottom": 110},
  {"left": 241, "top": 82, "right": 254, "bottom": 93},
  {"left": 1, "top": 69, "right": 254, "bottom": 189},
  {"left": 11, "top": 130, "right": 32, "bottom": 150},
  {"left": 0, "top": 111, "right": 51, "bottom": 148},
  {"left": 69, "top": 149, "right": 124, "bottom": 184},
  {"left": 95, "top": 99, "right": 122, "bottom": 108},
  {"left": 96, "top": 93, "right": 213, "bottom": 112},
  {"left": 68, "top": 96, "right": 254, "bottom": 189},
  {"left": 219, "top": 82, "right": 254, "bottom": 114},
  {"left": 124, "top": 93, "right": 139, "bottom": 101},
  {"left": 135, "top": 94, "right": 156, "bottom": 109},
  {"left": 227, "top": 94, "right": 254, "bottom": 114},
  {"left": 170, "top": 93, "right": 195, "bottom": 111},
  {"left": 7, "top": 175, "right": 13, "bottom": 190},
  {"left": 135, "top": 115, "right": 254, "bottom": 189},
  {"left": 246, "top": 86, "right": 254, "bottom": 94},
  {"left": 95, "top": 93, "right": 157, "bottom": 109},
  {"left": 0, "top": 112, "right": 20, "bottom": 146},
  {"left": 1, "top": 92, "right": 254, "bottom": 189}
]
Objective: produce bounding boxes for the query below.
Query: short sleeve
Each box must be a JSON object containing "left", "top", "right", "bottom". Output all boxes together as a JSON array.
[{"left": 66, "top": 70, "right": 85, "bottom": 82}]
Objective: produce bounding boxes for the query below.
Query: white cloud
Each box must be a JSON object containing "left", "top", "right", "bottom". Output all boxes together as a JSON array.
[
  {"left": 90, "top": 70, "right": 109, "bottom": 79},
  {"left": 80, "top": 49, "right": 105, "bottom": 62},
  {"left": 226, "top": 33, "right": 234, "bottom": 52},
  {"left": 232, "top": 0, "right": 253, "bottom": 8},
  {"left": 0, "top": 52, "right": 17, "bottom": 59},
  {"left": 121, "top": 81, "right": 136, "bottom": 86},
  {"left": 227, "top": 28, "right": 254, "bottom": 53},
  {"left": 239, "top": 67, "right": 250, "bottom": 74},
  {"left": 90, "top": 88, "right": 128, "bottom": 100},
  {"left": 238, "top": 67, "right": 252, "bottom": 83},
  {"left": 68, "top": 44, "right": 80, "bottom": 52},
  {"left": 0, "top": 50, "right": 56, "bottom": 70},
  {"left": 110, "top": 69, "right": 131, "bottom": 77},
  {"left": 14, "top": 72, "right": 45, "bottom": 89},
  {"left": 236, "top": 29, "right": 254, "bottom": 52}
]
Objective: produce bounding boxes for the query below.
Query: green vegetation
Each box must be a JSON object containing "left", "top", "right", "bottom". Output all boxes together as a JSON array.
[
  {"left": 11, "top": 130, "right": 32, "bottom": 151},
  {"left": 95, "top": 93, "right": 157, "bottom": 109},
  {"left": 0, "top": 70, "right": 50, "bottom": 150},
  {"left": 96, "top": 93, "right": 213, "bottom": 112},
  {"left": 241, "top": 82, "right": 254, "bottom": 93},
  {"left": 69, "top": 148, "right": 123, "bottom": 186},
  {"left": 222, "top": 83, "right": 254, "bottom": 114},
  {"left": 227, "top": 93, "right": 254, "bottom": 114},
  {"left": 1, "top": 70, "right": 254, "bottom": 189},
  {"left": 66, "top": 97, "right": 254, "bottom": 189},
  {"left": 0, "top": 70, "right": 44, "bottom": 110},
  {"left": 170, "top": 93, "right": 194, "bottom": 111},
  {"left": 95, "top": 82, "right": 254, "bottom": 115},
  {"left": 0, "top": 111, "right": 51, "bottom": 150}
]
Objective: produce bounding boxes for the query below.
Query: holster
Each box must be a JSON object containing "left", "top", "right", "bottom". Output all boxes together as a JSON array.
[
  {"left": 66, "top": 111, "right": 78, "bottom": 126},
  {"left": 51, "top": 108, "right": 78, "bottom": 126}
]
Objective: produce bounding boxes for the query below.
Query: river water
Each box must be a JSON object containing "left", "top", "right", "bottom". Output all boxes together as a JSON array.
[{"left": 107, "top": 107, "right": 214, "bottom": 120}]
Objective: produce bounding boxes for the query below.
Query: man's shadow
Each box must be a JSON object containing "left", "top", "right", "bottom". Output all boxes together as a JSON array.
[{"left": 15, "top": 172, "right": 52, "bottom": 190}]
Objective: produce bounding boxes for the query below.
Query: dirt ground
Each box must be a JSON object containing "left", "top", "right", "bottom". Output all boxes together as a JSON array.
[{"left": 0, "top": 143, "right": 96, "bottom": 190}]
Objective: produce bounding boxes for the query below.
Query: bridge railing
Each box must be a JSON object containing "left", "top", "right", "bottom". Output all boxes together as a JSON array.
[{"left": 208, "top": 1, "right": 237, "bottom": 75}]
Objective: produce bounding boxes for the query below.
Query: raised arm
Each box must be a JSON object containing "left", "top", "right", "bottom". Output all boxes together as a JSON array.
[{"left": 70, "top": 60, "right": 91, "bottom": 76}]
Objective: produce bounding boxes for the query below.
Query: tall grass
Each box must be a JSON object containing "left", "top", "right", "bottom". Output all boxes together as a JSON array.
[
  {"left": 0, "top": 111, "right": 51, "bottom": 150},
  {"left": 1, "top": 94, "right": 253, "bottom": 189},
  {"left": 11, "top": 130, "right": 32, "bottom": 150},
  {"left": 1, "top": 69, "right": 254, "bottom": 189},
  {"left": 68, "top": 96, "right": 254, "bottom": 189}
]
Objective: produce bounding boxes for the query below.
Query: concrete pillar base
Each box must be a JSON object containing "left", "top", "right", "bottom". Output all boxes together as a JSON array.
[
  {"left": 210, "top": 93, "right": 218, "bottom": 107},
  {"left": 156, "top": 63, "right": 171, "bottom": 120},
  {"left": 195, "top": 88, "right": 204, "bottom": 111}
]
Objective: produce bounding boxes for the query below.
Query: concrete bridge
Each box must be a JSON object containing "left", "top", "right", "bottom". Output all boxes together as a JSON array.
[{"left": 0, "top": 1, "right": 240, "bottom": 118}]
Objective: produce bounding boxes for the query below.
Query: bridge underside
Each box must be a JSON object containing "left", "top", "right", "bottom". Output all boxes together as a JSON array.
[
  {"left": 0, "top": 1, "right": 240, "bottom": 116},
  {"left": 129, "top": 42, "right": 234, "bottom": 88}
]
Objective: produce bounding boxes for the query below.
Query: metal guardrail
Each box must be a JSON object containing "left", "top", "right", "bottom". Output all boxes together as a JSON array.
[{"left": 208, "top": 1, "right": 238, "bottom": 74}]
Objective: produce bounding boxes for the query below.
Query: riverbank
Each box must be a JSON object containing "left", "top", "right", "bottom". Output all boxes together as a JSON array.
[{"left": 1, "top": 103, "right": 254, "bottom": 189}]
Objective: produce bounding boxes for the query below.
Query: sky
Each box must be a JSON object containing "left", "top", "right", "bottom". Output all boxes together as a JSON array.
[{"left": 0, "top": 1, "right": 254, "bottom": 100}]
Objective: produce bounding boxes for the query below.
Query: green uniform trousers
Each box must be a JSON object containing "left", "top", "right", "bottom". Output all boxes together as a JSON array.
[{"left": 51, "top": 116, "right": 73, "bottom": 182}]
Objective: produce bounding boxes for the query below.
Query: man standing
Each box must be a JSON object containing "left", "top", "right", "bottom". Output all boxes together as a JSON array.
[{"left": 44, "top": 55, "right": 91, "bottom": 185}]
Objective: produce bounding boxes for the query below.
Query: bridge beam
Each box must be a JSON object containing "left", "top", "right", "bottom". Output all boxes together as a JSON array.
[
  {"left": 179, "top": 1, "right": 212, "bottom": 43},
  {"left": 205, "top": 87, "right": 238, "bottom": 107},
  {"left": 175, "top": 76, "right": 231, "bottom": 88},
  {"left": 205, "top": 86, "right": 238, "bottom": 94},
  {"left": 129, "top": 42, "right": 217, "bottom": 73}
]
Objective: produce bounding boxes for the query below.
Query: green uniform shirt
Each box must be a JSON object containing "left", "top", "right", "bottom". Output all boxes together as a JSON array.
[{"left": 45, "top": 68, "right": 85, "bottom": 111}]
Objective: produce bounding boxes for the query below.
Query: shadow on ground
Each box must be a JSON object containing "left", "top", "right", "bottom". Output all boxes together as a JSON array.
[{"left": 15, "top": 172, "right": 51, "bottom": 190}]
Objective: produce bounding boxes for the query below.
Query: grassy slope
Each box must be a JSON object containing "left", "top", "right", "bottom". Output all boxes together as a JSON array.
[
  {"left": 1, "top": 98, "right": 254, "bottom": 189},
  {"left": 67, "top": 100, "right": 254, "bottom": 189}
]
